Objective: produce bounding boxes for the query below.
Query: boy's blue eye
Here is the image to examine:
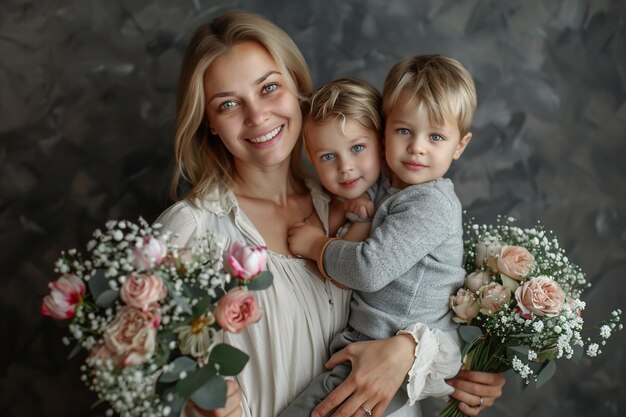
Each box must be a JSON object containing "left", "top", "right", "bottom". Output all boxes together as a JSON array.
[
  {"left": 430, "top": 134, "right": 444, "bottom": 142},
  {"left": 351, "top": 144, "right": 365, "bottom": 153},
  {"left": 219, "top": 100, "right": 237, "bottom": 110},
  {"left": 263, "top": 83, "right": 278, "bottom": 93},
  {"left": 321, "top": 153, "right": 335, "bottom": 161},
  {"left": 397, "top": 128, "right": 411, "bottom": 136}
]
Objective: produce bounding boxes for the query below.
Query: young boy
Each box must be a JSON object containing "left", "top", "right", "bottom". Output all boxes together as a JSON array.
[{"left": 283, "top": 55, "right": 476, "bottom": 416}]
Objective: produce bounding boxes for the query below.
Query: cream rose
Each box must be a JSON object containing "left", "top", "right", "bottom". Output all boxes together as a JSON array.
[
  {"left": 465, "top": 271, "right": 491, "bottom": 293},
  {"left": 214, "top": 287, "right": 262, "bottom": 333},
  {"left": 120, "top": 274, "right": 167, "bottom": 312},
  {"left": 515, "top": 275, "right": 565, "bottom": 317},
  {"left": 479, "top": 282, "right": 512, "bottom": 314},
  {"left": 496, "top": 245, "right": 535, "bottom": 281},
  {"left": 450, "top": 288, "right": 480, "bottom": 323},
  {"left": 103, "top": 307, "right": 157, "bottom": 366}
]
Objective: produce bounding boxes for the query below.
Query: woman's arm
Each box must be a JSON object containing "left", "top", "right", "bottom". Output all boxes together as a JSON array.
[
  {"left": 446, "top": 371, "right": 506, "bottom": 416},
  {"left": 312, "top": 334, "right": 416, "bottom": 417}
]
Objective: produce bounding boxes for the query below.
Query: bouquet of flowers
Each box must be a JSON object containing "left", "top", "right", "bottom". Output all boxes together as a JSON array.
[
  {"left": 41, "top": 218, "right": 273, "bottom": 417},
  {"left": 442, "top": 216, "right": 622, "bottom": 417}
]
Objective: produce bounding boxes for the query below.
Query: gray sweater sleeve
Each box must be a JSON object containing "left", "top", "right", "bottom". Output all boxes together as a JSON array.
[{"left": 323, "top": 183, "right": 458, "bottom": 292}]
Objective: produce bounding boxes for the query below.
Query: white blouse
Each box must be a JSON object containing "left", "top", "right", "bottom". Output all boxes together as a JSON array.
[{"left": 156, "top": 180, "right": 456, "bottom": 417}]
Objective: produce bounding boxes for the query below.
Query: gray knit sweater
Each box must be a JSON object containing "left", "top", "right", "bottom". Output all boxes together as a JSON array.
[{"left": 324, "top": 178, "right": 465, "bottom": 340}]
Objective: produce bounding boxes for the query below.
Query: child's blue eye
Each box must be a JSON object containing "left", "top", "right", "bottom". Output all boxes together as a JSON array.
[
  {"left": 263, "top": 83, "right": 278, "bottom": 93},
  {"left": 351, "top": 144, "right": 365, "bottom": 153},
  {"left": 218, "top": 100, "right": 237, "bottom": 110},
  {"left": 430, "top": 134, "right": 444, "bottom": 142},
  {"left": 321, "top": 153, "right": 335, "bottom": 161},
  {"left": 397, "top": 128, "right": 411, "bottom": 136}
]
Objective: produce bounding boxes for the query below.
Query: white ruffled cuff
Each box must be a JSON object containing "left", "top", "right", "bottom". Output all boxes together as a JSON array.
[{"left": 397, "top": 323, "right": 462, "bottom": 405}]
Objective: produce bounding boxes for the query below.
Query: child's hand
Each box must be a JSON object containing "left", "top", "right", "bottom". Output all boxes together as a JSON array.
[
  {"left": 287, "top": 222, "right": 326, "bottom": 260},
  {"left": 344, "top": 195, "right": 375, "bottom": 222}
]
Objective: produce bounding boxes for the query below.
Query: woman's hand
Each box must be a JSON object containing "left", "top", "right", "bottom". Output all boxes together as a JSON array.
[
  {"left": 446, "top": 370, "right": 505, "bottom": 416},
  {"left": 183, "top": 380, "right": 242, "bottom": 417},
  {"left": 313, "top": 334, "right": 415, "bottom": 417}
]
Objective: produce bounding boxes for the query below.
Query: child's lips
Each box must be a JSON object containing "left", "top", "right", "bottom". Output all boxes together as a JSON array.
[
  {"left": 340, "top": 178, "right": 361, "bottom": 188},
  {"left": 403, "top": 161, "right": 426, "bottom": 171}
]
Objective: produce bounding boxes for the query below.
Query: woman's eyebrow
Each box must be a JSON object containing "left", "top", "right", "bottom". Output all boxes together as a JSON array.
[{"left": 207, "top": 71, "right": 281, "bottom": 103}]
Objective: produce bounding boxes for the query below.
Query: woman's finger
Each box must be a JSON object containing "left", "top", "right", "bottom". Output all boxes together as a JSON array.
[{"left": 313, "top": 382, "right": 355, "bottom": 417}]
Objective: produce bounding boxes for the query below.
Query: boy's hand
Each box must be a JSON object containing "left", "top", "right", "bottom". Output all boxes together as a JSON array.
[
  {"left": 344, "top": 195, "right": 375, "bottom": 221},
  {"left": 287, "top": 222, "right": 326, "bottom": 260}
]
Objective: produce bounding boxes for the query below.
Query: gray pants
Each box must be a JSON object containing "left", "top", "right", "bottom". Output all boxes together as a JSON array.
[{"left": 279, "top": 328, "right": 408, "bottom": 417}]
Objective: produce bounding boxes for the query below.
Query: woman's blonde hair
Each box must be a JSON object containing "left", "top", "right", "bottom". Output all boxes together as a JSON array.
[
  {"left": 171, "top": 10, "right": 313, "bottom": 200},
  {"left": 382, "top": 55, "right": 476, "bottom": 136}
]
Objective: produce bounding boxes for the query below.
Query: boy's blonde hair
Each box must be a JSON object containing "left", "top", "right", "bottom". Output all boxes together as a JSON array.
[
  {"left": 382, "top": 55, "right": 476, "bottom": 135},
  {"left": 303, "top": 78, "right": 382, "bottom": 149},
  {"left": 171, "top": 11, "right": 313, "bottom": 200}
]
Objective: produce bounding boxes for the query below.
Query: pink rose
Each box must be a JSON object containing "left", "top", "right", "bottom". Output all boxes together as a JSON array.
[
  {"left": 133, "top": 236, "right": 167, "bottom": 271},
  {"left": 103, "top": 307, "right": 157, "bottom": 366},
  {"left": 465, "top": 271, "right": 491, "bottom": 293},
  {"left": 515, "top": 276, "right": 565, "bottom": 317},
  {"left": 120, "top": 274, "right": 167, "bottom": 312},
  {"left": 214, "top": 287, "right": 262, "bottom": 333},
  {"left": 224, "top": 242, "right": 268, "bottom": 281},
  {"left": 475, "top": 239, "right": 502, "bottom": 270},
  {"left": 479, "top": 282, "right": 512, "bottom": 314},
  {"left": 88, "top": 342, "right": 117, "bottom": 364},
  {"left": 41, "top": 274, "right": 86, "bottom": 320},
  {"left": 450, "top": 288, "right": 480, "bottom": 323},
  {"left": 496, "top": 245, "right": 535, "bottom": 281}
]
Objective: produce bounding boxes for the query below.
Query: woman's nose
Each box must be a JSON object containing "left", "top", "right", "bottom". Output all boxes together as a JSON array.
[{"left": 244, "top": 101, "right": 270, "bottom": 126}]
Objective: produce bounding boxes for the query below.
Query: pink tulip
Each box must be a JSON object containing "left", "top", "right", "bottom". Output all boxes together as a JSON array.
[
  {"left": 224, "top": 242, "right": 267, "bottom": 281},
  {"left": 41, "top": 274, "right": 86, "bottom": 319}
]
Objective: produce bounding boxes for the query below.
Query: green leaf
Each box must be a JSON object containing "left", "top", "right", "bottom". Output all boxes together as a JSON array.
[
  {"left": 87, "top": 269, "right": 109, "bottom": 299},
  {"left": 68, "top": 343, "right": 82, "bottom": 360},
  {"left": 535, "top": 360, "right": 556, "bottom": 388},
  {"left": 500, "top": 274, "right": 520, "bottom": 292},
  {"left": 162, "top": 387, "right": 186, "bottom": 417},
  {"left": 176, "top": 364, "right": 217, "bottom": 398},
  {"left": 190, "top": 376, "right": 227, "bottom": 410},
  {"left": 209, "top": 343, "right": 249, "bottom": 376},
  {"left": 458, "top": 325, "right": 483, "bottom": 343},
  {"left": 159, "top": 356, "right": 199, "bottom": 383},
  {"left": 95, "top": 289, "right": 119, "bottom": 308},
  {"left": 192, "top": 295, "right": 214, "bottom": 317},
  {"left": 507, "top": 345, "right": 531, "bottom": 361},
  {"left": 247, "top": 271, "right": 274, "bottom": 291}
]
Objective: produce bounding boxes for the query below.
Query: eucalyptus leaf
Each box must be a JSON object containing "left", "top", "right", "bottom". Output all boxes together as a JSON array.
[
  {"left": 247, "top": 271, "right": 273, "bottom": 291},
  {"left": 190, "top": 376, "right": 227, "bottom": 410},
  {"left": 162, "top": 388, "right": 186, "bottom": 417},
  {"left": 500, "top": 274, "right": 520, "bottom": 292},
  {"left": 176, "top": 364, "right": 217, "bottom": 398},
  {"left": 95, "top": 289, "right": 119, "bottom": 308},
  {"left": 535, "top": 360, "right": 556, "bottom": 388},
  {"left": 88, "top": 269, "right": 110, "bottom": 299},
  {"left": 159, "top": 356, "right": 199, "bottom": 383},
  {"left": 458, "top": 325, "right": 483, "bottom": 343},
  {"left": 507, "top": 345, "right": 531, "bottom": 361},
  {"left": 209, "top": 343, "right": 249, "bottom": 376},
  {"left": 192, "top": 295, "right": 214, "bottom": 317}
]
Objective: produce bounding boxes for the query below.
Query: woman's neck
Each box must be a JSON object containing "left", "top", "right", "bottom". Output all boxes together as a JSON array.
[{"left": 232, "top": 160, "right": 303, "bottom": 205}]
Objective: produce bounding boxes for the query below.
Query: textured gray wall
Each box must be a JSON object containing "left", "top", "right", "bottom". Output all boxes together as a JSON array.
[{"left": 1, "top": 0, "right": 624, "bottom": 416}]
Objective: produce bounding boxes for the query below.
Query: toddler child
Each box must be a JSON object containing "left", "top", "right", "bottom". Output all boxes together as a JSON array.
[{"left": 283, "top": 55, "right": 476, "bottom": 416}]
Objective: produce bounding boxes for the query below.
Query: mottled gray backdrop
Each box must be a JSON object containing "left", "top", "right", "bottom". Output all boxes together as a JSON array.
[{"left": 1, "top": 0, "right": 624, "bottom": 416}]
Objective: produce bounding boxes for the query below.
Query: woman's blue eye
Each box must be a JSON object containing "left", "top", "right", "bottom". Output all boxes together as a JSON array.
[
  {"left": 397, "top": 128, "right": 411, "bottom": 136},
  {"left": 219, "top": 100, "right": 237, "bottom": 110},
  {"left": 321, "top": 153, "right": 335, "bottom": 161},
  {"left": 351, "top": 144, "right": 365, "bottom": 153},
  {"left": 263, "top": 83, "right": 278, "bottom": 93}
]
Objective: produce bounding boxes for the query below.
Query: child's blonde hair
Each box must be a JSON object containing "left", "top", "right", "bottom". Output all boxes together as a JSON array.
[
  {"left": 171, "top": 11, "right": 313, "bottom": 200},
  {"left": 303, "top": 78, "right": 382, "bottom": 149},
  {"left": 382, "top": 55, "right": 476, "bottom": 135}
]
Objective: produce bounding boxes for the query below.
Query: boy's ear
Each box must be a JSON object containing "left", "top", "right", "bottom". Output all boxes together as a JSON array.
[{"left": 453, "top": 132, "right": 472, "bottom": 160}]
